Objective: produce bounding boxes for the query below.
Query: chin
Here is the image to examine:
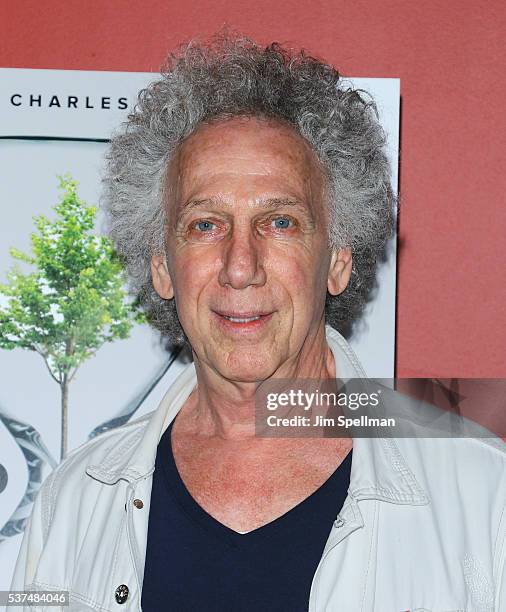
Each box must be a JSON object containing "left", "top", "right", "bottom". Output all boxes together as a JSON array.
[{"left": 217, "top": 349, "right": 280, "bottom": 383}]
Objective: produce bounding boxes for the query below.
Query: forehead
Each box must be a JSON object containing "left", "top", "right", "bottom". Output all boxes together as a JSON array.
[{"left": 167, "top": 116, "right": 325, "bottom": 207}]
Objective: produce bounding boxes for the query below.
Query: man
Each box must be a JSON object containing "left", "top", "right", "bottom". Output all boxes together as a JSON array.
[{"left": 11, "top": 34, "right": 506, "bottom": 611}]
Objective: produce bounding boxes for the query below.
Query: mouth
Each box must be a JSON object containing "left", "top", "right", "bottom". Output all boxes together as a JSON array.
[{"left": 212, "top": 310, "right": 274, "bottom": 332}]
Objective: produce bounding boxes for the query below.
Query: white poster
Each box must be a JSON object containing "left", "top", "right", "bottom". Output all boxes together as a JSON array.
[{"left": 0, "top": 68, "right": 399, "bottom": 592}]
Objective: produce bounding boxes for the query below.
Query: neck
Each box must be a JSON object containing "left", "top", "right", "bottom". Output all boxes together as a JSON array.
[{"left": 177, "top": 324, "right": 337, "bottom": 440}]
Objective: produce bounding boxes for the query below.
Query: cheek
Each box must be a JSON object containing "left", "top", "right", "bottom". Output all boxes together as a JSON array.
[
  {"left": 267, "top": 248, "right": 327, "bottom": 297},
  {"left": 170, "top": 251, "right": 218, "bottom": 310}
]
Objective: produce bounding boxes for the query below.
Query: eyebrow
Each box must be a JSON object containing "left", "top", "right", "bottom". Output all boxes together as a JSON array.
[{"left": 179, "top": 196, "right": 308, "bottom": 213}]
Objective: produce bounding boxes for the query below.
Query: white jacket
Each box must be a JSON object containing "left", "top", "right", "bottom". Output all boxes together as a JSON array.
[{"left": 10, "top": 326, "right": 506, "bottom": 612}]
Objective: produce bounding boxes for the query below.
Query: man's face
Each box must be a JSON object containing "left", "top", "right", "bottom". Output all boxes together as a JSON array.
[{"left": 151, "top": 116, "right": 351, "bottom": 382}]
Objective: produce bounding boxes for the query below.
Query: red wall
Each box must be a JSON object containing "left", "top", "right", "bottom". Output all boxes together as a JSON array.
[{"left": 1, "top": 0, "right": 504, "bottom": 377}]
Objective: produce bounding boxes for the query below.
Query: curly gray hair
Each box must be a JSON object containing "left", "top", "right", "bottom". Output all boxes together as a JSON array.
[{"left": 102, "top": 33, "right": 396, "bottom": 347}]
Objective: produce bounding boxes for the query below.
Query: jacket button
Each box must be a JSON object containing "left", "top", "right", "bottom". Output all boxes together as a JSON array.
[
  {"left": 115, "top": 584, "right": 129, "bottom": 604},
  {"left": 333, "top": 516, "right": 345, "bottom": 528},
  {"left": 133, "top": 498, "right": 144, "bottom": 509}
]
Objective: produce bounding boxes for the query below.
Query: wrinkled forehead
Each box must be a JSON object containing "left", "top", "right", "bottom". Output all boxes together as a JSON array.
[{"left": 165, "top": 116, "right": 328, "bottom": 213}]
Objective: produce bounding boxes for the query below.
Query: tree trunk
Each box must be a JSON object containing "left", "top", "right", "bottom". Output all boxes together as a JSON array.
[
  {"left": 60, "top": 337, "right": 74, "bottom": 461},
  {"left": 60, "top": 374, "right": 69, "bottom": 461}
]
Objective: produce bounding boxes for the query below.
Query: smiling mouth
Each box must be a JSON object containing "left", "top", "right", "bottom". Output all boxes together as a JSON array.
[
  {"left": 223, "top": 315, "right": 261, "bottom": 322},
  {"left": 213, "top": 310, "right": 274, "bottom": 327}
]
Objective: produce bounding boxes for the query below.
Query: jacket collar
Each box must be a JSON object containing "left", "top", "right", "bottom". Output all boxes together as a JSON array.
[{"left": 86, "top": 325, "right": 429, "bottom": 506}]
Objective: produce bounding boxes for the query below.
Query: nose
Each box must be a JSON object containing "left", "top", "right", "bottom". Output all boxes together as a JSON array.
[{"left": 218, "top": 226, "right": 267, "bottom": 289}]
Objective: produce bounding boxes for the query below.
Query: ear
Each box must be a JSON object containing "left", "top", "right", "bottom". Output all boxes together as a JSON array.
[
  {"left": 151, "top": 254, "right": 174, "bottom": 300},
  {"left": 327, "top": 247, "right": 352, "bottom": 296}
]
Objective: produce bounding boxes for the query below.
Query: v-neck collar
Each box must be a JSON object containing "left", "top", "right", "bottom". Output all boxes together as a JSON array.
[{"left": 158, "top": 419, "right": 353, "bottom": 549}]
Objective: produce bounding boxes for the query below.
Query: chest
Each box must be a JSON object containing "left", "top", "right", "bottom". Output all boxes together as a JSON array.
[{"left": 170, "top": 435, "right": 350, "bottom": 532}]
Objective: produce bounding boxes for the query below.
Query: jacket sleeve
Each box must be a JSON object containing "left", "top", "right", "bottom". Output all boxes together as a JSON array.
[
  {"left": 496, "top": 524, "right": 506, "bottom": 610},
  {"left": 8, "top": 472, "right": 52, "bottom": 609},
  {"left": 494, "top": 472, "right": 506, "bottom": 612}
]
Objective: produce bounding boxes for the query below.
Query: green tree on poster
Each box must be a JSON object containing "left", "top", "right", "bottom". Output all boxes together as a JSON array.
[{"left": 0, "top": 175, "right": 143, "bottom": 460}]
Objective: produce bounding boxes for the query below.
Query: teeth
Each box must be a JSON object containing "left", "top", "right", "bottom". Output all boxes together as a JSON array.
[{"left": 224, "top": 316, "right": 261, "bottom": 323}]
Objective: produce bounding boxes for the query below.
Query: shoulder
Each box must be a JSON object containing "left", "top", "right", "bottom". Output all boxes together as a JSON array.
[
  {"left": 379, "top": 385, "right": 506, "bottom": 522},
  {"left": 55, "top": 411, "right": 151, "bottom": 478},
  {"left": 390, "top": 391, "right": 506, "bottom": 496},
  {"left": 10, "top": 414, "right": 155, "bottom": 590},
  {"left": 379, "top": 384, "right": 506, "bottom": 480},
  {"left": 396, "top": 433, "right": 506, "bottom": 491},
  {"left": 394, "top": 428, "right": 506, "bottom": 553},
  {"left": 37, "top": 413, "right": 153, "bottom": 532}
]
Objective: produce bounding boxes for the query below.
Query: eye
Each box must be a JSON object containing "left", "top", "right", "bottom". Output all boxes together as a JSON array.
[
  {"left": 183, "top": 217, "right": 226, "bottom": 242},
  {"left": 194, "top": 220, "right": 216, "bottom": 232},
  {"left": 271, "top": 217, "right": 293, "bottom": 229}
]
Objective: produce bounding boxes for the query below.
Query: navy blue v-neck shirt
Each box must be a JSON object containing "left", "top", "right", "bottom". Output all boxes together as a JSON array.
[{"left": 141, "top": 421, "right": 352, "bottom": 612}]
